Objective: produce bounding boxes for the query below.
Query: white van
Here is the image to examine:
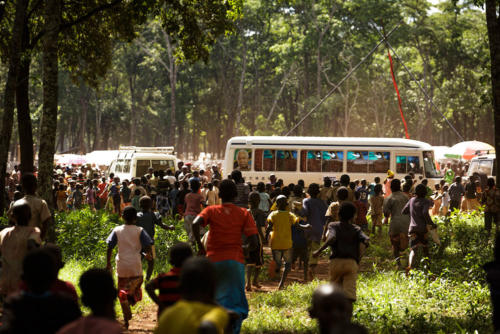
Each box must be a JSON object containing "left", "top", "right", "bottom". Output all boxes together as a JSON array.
[
  {"left": 108, "top": 146, "right": 177, "bottom": 181},
  {"left": 467, "top": 154, "right": 496, "bottom": 180}
]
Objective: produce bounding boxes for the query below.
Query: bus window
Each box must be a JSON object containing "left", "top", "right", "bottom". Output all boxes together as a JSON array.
[
  {"left": 396, "top": 155, "right": 421, "bottom": 174},
  {"left": 136, "top": 160, "right": 151, "bottom": 177},
  {"left": 123, "top": 160, "right": 131, "bottom": 173},
  {"left": 322, "top": 151, "right": 343, "bottom": 173},
  {"left": 307, "top": 151, "right": 321, "bottom": 172},
  {"left": 254, "top": 149, "right": 263, "bottom": 171},
  {"left": 234, "top": 149, "right": 252, "bottom": 171},
  {"left": 263, "top": 149, "right": 276, "bottom": 171},
  {"left": 368, "top": 152, "right": 390, "bottom": 173},
  {"left": 276, "top": 150, "right": 297, "bottom": 171},
  {"left": 347, "top": 151, "right": 368, "bottom": 173}
]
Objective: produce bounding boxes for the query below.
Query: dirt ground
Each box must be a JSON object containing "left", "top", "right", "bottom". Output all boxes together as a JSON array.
[{"left": 124, "top": 247, "right": 331, "bottom": 333}]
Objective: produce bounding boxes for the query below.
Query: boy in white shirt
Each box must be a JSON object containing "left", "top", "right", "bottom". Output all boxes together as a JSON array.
[{"left": 106, "top": 206, "right": 153, "bottom": 329}]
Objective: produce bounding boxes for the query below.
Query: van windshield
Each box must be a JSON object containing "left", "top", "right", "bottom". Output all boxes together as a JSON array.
[{"left": 423, "top": 151, "right": 440, "bottom": 178}]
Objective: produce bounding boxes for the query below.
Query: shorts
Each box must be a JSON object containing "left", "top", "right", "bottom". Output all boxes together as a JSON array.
[
  {"left": 329, "top": 258, "right": 358, "bottom": 300},
  {"left": 245, "top": 239, "right": 263, "bottom": 267},
  {"left": 390, "top": 233, "right": 409, "bottom": 251},
  {"left": 409, "top": 232, "right": 429, "bottom": 250},
  {"left": 272, "top": 249, "right": 293, "bottom": 270},
  {"left": 118, "top": 276, "right": 143, "bottom": 304},
  {"left": 371, "top": 214, "right": 382, "bottom": 227},
  {"left": 308, "top": 241, "right": 321, "bottom": 266}
]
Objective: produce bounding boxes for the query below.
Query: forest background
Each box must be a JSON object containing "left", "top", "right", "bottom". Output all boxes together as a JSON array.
[
  {"left": 1, "top": 0, "right": 495, "bottom": 160},
  {"left": 0, "top": 0, "right": 499, "bottom": 214}
]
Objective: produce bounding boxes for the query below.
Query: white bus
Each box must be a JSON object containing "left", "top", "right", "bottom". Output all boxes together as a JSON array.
[
  {"left": 108, "top": 146, "right": 177, "bottom": 181},
  {"left": 224, "top": 136, "right": 441, "bottom": 185}
]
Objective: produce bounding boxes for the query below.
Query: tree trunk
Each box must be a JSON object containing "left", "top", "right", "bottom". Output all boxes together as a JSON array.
[
  {"left": 79, "top": 88, "right": 88, "bottom": 154},
  {"left": 94, "top": 91, "right": 102, "bottom": 150},
  {"left": 485, "top": 0, "right": 500, "bottom": 179},
  {"left": 0, "top": 0, "right": 28, "bottom": 213},
  {"left": 235, "top": 40, "right": 247, "bottom": 135},
  {"left": 129, "top": 74, "right": 136, "bottom": 145},
  {"left": 17, "top": 55, "right": 34, "bottom": 174},
  {"left": 38, "top": 0, "right": 60, "bottom": 219}
]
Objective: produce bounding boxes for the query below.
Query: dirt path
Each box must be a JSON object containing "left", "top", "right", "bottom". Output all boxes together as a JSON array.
[{"left": 125, "top": 247, "right": 332, "bottom": 333}]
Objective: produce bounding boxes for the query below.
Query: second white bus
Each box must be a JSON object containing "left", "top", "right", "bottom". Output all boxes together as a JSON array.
[{"left": 224, "top": 136, "right": 441, "bottom": 185}]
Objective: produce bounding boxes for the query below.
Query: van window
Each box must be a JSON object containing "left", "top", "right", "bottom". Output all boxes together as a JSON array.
[
  {"left": 306, "top": 151, "right": 321, "bottom": 172},
  {"left": 136, "top": 160, "right": 150, "bottom": 177},
  {"left": 116, "top": 159, "right": 123, "bottom": 173},
  {"left": 276, "top": 150, "right": 297, "bottom": 171},
  {"left": 123, "top": 160, "right": 131, "bottom": 173},
  {"left": 254, "top": 149, "right": 276, "bottom": 171},
  {"left": 152, "top": 159, "right": 175, "bottom": 172}
]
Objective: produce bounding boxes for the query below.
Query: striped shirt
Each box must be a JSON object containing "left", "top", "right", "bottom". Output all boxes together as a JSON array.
[{"left": 150, "top": 267, "right": 181, "bottom": 316}]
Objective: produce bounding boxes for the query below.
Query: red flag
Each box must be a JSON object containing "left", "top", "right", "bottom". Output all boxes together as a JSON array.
[{"left": 388, "top": 50, "right": 410, "bottom": 139}]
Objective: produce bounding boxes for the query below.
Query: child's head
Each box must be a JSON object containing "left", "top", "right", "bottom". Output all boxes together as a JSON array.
[
  {"left": 348, "top": 182, "right": 356, "bottom": 190},
  {"left": 282, "top": 186, "right": 291, "bottom": 198},
  {"left": 257, "top": 182, "right": 265, "bottom": 192},
  {"left": 13, "top": 191, "right": 24, "bottom": 201},
  {"left": 374, "top": 176, "right": 380, "bottom": 184},
  {"left": 340, "top": 174, "right": 350, "bottom": 186},
  {"left": 122, "top": 206, "right": 137, "bottom": 224},
  {"left": 339, "top": 202, "right": 356, "bottom": 222},
  {"left": 288, "top": 183, "right": 295, "bottom": 193},
  {"left": 276, "top": 195, "right": 288, "bottom": 210},
  {"left": 421, "top": 179, "right": 428, "bottom": 186},
  {"left": 76, "top": 184, "right": 82, "bottom": 191},
  {"left": 22, "top": 248, "right": 57, "bottom": 294},
  {"left": 443, "top": 185, "right": 449, "bottom": 192},
  {"left": 249, "top": 192, "right": 261, "bottom": 209},
  {"left": 79, "top": 268, "right": 117, "bottom": 315},
  {"left": 180, "top": 256, "right": 216, "bottom": 302},
  {"left": 455, "top": 176, "right": 462, "bottom": 184},
  {"left": 122, "top": 181, "right": 128, "bottom": 187},
  {"left": 323, "top": 177, "right": 332, "bottom": 187},
  {"left": 361, "top": 179, "right": 367, "bottom": 187},
  {"left": 190, "top": 179, "right": 201, "bottom": 193},
  {"left": 298, "top": 179, "right": 305, "bottom": 188},
  {"left": 434, "top": 184, "right": 440, "bottom": 191},
  {"left": 219, "top": 179, "right": 238, "bottom": 202},
  {"left": 12, "top": 201, "right": 31, "bottom": 226},
  {"left": 354, "top": 180, "right": 360, "bottom": 187},
  {"left": 487, "top": 177, "right": 495, "bottom": 189},
  {"left": 139, "top": 196, "right": 152, "bottom": 211},
  {"left": 169, "top": 242, "right": 193, "bottom": 268},
  {"left": 390, "top": 179, "right": 401, "bottom": 193},
  {"left": 415, "top": 184, "right": 427, "bottom": 198},
  {"left": 231, "top": 170, "right": 243, "bottom": 183},
  {"left": 309, "top": 284, "right": 351, "bottom": 333},
  {"left": 336, "top": 187, "right": 348, "bottom": 201},
  {"left": 402, "top": 181, "right": 412, "bottom": 194},
  {"left": 308, "top": 183, "right": 320, "bottom": 198},
  {"left": 21, "top": 173, "right": 37, "bottom": 194},
  {"left": 293, "top": 184, "right": 303, "bottom": 197},
  {"left": 374, "top": 184, "right": 383, "bottom": 196},
  {"left": 134, "top": 189, "right": 141, "bottom": 196}
]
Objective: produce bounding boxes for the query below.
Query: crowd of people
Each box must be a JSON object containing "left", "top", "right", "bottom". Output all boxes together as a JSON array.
[{"left": 1, "top": 160, "right": 500, "bottom": 333}]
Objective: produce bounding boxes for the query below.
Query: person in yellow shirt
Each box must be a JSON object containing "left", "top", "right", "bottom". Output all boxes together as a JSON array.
[
  {"left": 155, "top": 257, "right": 230, "bottom": 334},
  {"left": 267, "top": 195, "right": 310, "bottom": 290}
]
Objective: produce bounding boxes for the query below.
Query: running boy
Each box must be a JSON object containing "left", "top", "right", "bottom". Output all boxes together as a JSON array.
[
  {"left": 146, "top": 242, "right": 193, "bottom": 318},
  {"left": 313, "top": 202, "right": 369, "bottom": 313},
  {"left": 369, "top": 184, "right": 384, "bottom": 234},
  {"left": 246, "top": 192, "right": 266, "bottom": 291},
  {"left": 106, "top": 206, "right": 153, "bottom": 329}
]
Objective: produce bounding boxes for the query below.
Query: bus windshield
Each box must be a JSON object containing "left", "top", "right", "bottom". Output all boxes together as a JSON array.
[{"left": 423, "top": 151, "right": 440, "bottom": 178}]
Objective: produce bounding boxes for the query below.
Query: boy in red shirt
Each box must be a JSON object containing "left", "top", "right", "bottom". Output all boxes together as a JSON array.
[{"left": 146, "top": 242, "right": 192, "bottom": 318}]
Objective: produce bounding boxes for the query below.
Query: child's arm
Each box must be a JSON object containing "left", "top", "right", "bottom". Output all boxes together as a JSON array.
[
  {"left": 145, "top": 280, "right": 161, "bottom": 306},
  {"left": 313, "top": 235, "right": 335, "bottom": 258},
  {"left": 156, "top": 214, "right": 175, "bottom": 230},
  {"left": 106, "top": 245, "right": 114, "bottom": 271}
]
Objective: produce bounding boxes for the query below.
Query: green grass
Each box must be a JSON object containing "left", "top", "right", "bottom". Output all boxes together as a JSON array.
[{"left": 53, "top": 208, "right": 494, "bottom": 333}]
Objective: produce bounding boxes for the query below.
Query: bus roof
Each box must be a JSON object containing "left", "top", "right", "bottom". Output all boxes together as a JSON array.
[{"left": 226, "top": 136, "right": 433, "bottom": 150}]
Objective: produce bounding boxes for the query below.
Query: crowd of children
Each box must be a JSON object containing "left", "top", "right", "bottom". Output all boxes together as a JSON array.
[{"left": 1, "top": 162, "right": 500, "bottom": 333}]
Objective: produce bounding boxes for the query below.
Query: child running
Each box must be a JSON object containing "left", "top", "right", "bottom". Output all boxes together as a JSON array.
[
  {"left": 106, "top": 206, "right": 153, "bottom": 329},
  {"left": 136, "top": 196, "right": 175, "bottom": 281},
  {"left": 268, "top": 195, "right": 311, "bottom": 290},
  {"left": 369, "top": 184, "right": 384, "bottom": 234},
  {"left": 246, "top": 192, "right": 266, "bottom": 291},
  {"left": 313, "top": 202, "right": 369, "bottom": 315},
  {"left": 146, "top": 242, "right": 193, "bottom": 318}
]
